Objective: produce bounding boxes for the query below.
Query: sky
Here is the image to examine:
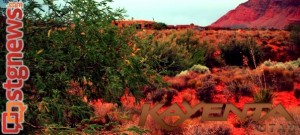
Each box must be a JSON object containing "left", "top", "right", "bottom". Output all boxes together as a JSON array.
[
  {"left": 1, "top": 0, "right": 248, "bottom": 26},
  {"left": 109, "top": 0, "right": 247, "bottom": 26}
]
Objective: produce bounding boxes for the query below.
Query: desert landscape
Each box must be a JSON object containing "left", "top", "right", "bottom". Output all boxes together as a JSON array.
[
  {"left": 88, "top": 28, "right": 300, "bottom": 134},
  {"left": 0, "top": 0, "right": 300, "bottom": 135}
]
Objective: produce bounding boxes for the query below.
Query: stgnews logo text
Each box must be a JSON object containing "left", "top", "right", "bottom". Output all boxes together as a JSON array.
[
  {"left": 1, "top": 1, "right": 29, "bottom": 134},
  {"left": 138, "top": 102, "right": 296, "bottom": 132}
]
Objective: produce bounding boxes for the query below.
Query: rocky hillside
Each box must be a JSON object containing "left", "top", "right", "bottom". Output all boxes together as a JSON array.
[{"left": 210, "top": 0, "right": 300, "bottom": 29}]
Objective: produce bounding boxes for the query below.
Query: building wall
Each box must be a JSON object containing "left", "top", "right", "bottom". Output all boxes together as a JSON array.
[{"left": 112, "top": 20, "right": 154, "bottom": 29}]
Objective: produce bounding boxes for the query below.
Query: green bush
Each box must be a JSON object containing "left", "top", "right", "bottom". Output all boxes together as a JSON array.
[
  {"left": 153, "top": 22, "right": 167, "bottom": 30},
  {"left": 294, "top": 88, "right": 300, "bottom": 99},
  {"left": 220, "top": 38, "right": 264, "bottom": 68},
  {"left": 0, "top": 0, "right": 161, "bottom": 134},
  {"left": 291, "top": 58, "right": 300, "bottom": 67},
  {"left": 136, "top": 30, "right": 208, "bottom": 76},
  {"left": 286, "top": 23, "right": 300, "bottom": 48}
]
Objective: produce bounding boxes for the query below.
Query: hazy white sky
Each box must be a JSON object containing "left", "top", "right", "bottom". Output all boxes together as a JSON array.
[
  {"left": 1, "top": 0, "right": 248, "bottom": 26},
  {"left": 109, "top": 0, "right": 248, "bottom": 26}
]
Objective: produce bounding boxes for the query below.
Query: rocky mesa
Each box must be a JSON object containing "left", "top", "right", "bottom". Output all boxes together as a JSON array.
[{"left": 210, "top": 0, "right": 300, "bottom": 29}]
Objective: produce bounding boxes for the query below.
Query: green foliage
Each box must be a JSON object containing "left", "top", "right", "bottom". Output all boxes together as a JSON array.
[
  {"left": 148, "top": 40, "right": 192, "bottom": 75},
  {"left": 125, "top": 126, "right": 150, "bottom": 135},
  {"left": 153, "top": 22, "right": 167, "bottom": 30},
  {"left": 290, "top": 58, "right": 300, "bottom": 67},
  {"left": 177, "top": 64, "right": 210, "bottom": 76},
  {"left": 253, "top": 89, "right": 273, "bottom": 103},
  {"left": 261, "top": 59, "right": 299, "bottom": 70},
  {"left": 136, "top": 30, "right": 208, "bottom": 76},
  {"left": 287, "top": 23, "right": 300, "bottom": 49},
  {"left": 220, "top": 38, "right": 264, "bottom": 68},
  {"left": 0, "top": 0, "right": 161, "bottom": 133},
  {"left": 291, "top": 30, "right": 300, "bottom": 47}
]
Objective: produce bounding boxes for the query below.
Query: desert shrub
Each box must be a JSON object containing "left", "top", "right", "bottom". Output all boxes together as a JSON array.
[
  {"left": 291, "top": 30, "right": 300, "bottom": 48},
  {"left": 202, "top": 41, "right": 225, "bottom": 68},
  {"left": 190, "top": 64, "right": 211, "bottom": 74},
  {"left": 262, "top": 45, "right": 278, "bottom": 60},
  {"left": 177, "top": 64, "right": 210, "bottom": 77},
  {"left": 286, "top": 23, "right": 300, "bottom": 49},
  {"left": 262, "top": 59, "right": 299, "bottom": 70},
  {"left": 263, "top": 67, "right": 294, "bottom": 91},
  {"left": 294, "top": 88, "right": 300, "bottom": 99},
  {"left": 0, "top": 0, "right": 162, "bottom": 134},
  {"left": 293, "top": 68, "right": 300, "bottom": 83},
  {"left": 148, "top": 41, "right": 192, "bottom": 75},
  {"left": 177, "top": 70, "right": 190, "bottom": 77},
  {"left": 220, "top": 38, "right": 264, "bottom": 68},
  {"left": 226, "top": 79, "right": 254, "bottom": 102},
  {"left": 291, "top": 58, "right": 300, "bottom": 67},
  {"left": 261, "top": 59, "right": 300, "bottom": 84},
  {"left": 168, "top": 76, "right": 188, "bottom": 90},
  {"left": 152, "top": 89, "right": 178, "bottom": 106},
  {"left": 153, "top": 22, "right": 167, "bottom": 30},
  {"left": 253, "top": 89, "right": 273, "bottom": 103},
  {"left": 136, "top": 29, "right": 222, "bottom": 76},
  {"left": 176, "top": 30, "right": 211, "bottom": 66},
  {"left": 196, "top": 75, "right": 217, "bottom": 102},
  {"left": 136, "top": 30, "right": 208, "bottom": 76}
]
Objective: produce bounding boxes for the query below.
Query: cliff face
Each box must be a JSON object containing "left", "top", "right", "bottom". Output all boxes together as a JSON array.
[{"left": 210, "top": 0, "right": 300, "bottom": 29}]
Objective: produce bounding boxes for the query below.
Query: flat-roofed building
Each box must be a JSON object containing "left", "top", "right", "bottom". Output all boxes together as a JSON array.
[{"left": 112, "top": 20, "right": 154, "bottom": 29}]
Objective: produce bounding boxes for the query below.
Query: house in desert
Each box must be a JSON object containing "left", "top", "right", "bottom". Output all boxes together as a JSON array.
[{"left": 112, "top": 20, "right": 154, "bottom": 29}]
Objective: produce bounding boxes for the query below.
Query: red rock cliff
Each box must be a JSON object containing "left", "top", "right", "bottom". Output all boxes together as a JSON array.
[{"left": 210, "top": 0, "right": 300, "bottom": 29}]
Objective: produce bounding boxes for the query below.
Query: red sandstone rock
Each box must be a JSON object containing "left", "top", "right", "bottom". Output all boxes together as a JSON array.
[{"left": 211, "top": 0, "right": 300, "bottom": 29}]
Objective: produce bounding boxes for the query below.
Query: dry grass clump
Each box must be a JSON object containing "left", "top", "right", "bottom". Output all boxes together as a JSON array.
[
  {"left": 226, "top": 79, "right": 254, "bottom": 102},
  {"left": 213, "top": 67, "right": 260, "bottom": 102},
  {"left": 253, "top": 89, "right": 273, "bottom": 103},
  {"left": 263, "top": 67, "right": 294, "bottom": 91},
  {"left": 196, "top": 74, "right": 218, "bottom": 103}
]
